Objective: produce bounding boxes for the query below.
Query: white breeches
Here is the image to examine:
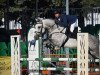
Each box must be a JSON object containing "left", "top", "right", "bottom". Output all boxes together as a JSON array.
[{"left": 70, "top": 19, "right": 78, "bottom": 32}]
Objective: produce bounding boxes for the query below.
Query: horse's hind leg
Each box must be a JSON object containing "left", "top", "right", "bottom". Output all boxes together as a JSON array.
[
  {"left": 89, "top": 50, "right": 99, "bottom": 72},
  {"left": 88, "top": 47, "right": 98, "bottom": 59}
]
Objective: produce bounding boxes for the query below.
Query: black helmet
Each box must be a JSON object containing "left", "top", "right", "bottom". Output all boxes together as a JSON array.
[{"left": 54, "top": 10, "right": 61, "bottom": 14}]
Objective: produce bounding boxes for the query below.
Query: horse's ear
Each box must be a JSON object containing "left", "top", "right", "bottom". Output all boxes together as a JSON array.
[
  {"left": 35, "top": 18, "right": 40, "bottom": 22},
  {"left": 32, "top": 25, "right": 35, "bottom": 28},
  {"left": 35, "top": 18, "right": 43, "bottom": 24}
]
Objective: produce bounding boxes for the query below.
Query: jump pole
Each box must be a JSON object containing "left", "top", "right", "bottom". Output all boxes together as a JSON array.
[
  {"left": 11, "top": 35, "right": 40, "bottom": 75},
  {"left": 11, "top": 33, "right": 99, "bottom": 75},
  {"left": 77, "top": 33, "right": 88, "bottom": 75},
  {"left": 11, "top": 35, "right": 21, "bottom": 75}
]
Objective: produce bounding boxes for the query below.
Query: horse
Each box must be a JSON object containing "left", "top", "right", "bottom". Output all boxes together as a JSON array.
[{"left": 34, "top": 18, "right": 99, "bottom": 59}]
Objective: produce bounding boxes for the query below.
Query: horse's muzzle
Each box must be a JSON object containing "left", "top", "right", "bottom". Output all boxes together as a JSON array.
[{"left": 35, "top": 31, "right": 41, "bottom": 36}]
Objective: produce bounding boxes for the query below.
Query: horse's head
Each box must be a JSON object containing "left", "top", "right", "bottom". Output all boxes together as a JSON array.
[
  {"left": 35, "top": 22, "right": 45, "bottom": 36},
  {"left": 35, "top": 17, "right": 43, "bottom": 23},
  {"left": 35, "top": 18, "right": 57, "bottom": 37}
]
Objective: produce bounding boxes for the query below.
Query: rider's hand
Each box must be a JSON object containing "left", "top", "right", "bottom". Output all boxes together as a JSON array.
[{"left": 55, "top": 19, "right": 59, "bottom": 24}]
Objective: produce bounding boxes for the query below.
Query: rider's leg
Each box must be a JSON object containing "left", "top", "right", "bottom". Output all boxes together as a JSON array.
[
  {"left": 69, "top": 19, "right": 78, "bottom": 39},
  {"left": 70, "top": 19, "right": 78, "bottom": 33}
]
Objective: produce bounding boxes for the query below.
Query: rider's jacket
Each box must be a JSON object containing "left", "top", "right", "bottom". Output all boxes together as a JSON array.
[{"left": 55, "top": 14, "right": 77, "bottom": 27}]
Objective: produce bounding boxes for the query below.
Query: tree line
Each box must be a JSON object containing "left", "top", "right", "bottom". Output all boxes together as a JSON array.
[{"left": 0, "top": 0, "right": 100, "bottom": 18}]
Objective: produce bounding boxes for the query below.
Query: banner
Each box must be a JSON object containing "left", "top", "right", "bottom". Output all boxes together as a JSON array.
[
  {"left": 84, "top": 13, "right": 100, "bottom": 26},
  {"left": 0, "top": 56, "right": 11, "bottom": 75}
]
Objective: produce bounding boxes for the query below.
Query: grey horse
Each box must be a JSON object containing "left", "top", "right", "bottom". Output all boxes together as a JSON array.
[{"left": 34, "top": 18, "right": 99, "bottom": 59}]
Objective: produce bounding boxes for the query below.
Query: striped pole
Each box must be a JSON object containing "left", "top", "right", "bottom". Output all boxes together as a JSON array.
[
  {"left": 40, "top": 67, "right": 99, "bottom": 71},
  {"left": 40, "top": 67, "right": 76, "bottom": 71},
  {"left": 35, "top": 58, "right": 99, "bottom": 62}
]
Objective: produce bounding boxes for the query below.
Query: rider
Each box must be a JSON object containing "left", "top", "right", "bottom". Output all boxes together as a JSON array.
[{"left": 54, "top": 10, "right": 78, "bottom": 36}]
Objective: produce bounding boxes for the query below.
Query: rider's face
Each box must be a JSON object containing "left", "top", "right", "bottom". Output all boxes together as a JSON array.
[{"left": 55, "top": 13, "right": 60, "bottom": 18}]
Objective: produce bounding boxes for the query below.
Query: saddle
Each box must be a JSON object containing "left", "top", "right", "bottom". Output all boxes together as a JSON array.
[{"left": 61, "top": 27, "right": 77, "bottom": 47}]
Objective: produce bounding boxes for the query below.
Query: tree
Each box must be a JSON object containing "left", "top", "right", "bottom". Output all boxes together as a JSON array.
[
  {"left": 81, "top": 0, "right": 100, "bottom": 8},
  {"left": 0, "top": 0, "right": 100, "bottom": 28}
]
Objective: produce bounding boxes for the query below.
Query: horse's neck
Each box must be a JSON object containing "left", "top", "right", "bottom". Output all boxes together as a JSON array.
[
  {"left": 48, "top": 25, "right": 66, "bottom": 35},
  {"left": 43, "top": 19, "right": 65, "bottom": 34},
  {"left": 42, "top": 19, "right": 55, "bottom": 31},
  {"left": 47, "top": 23, "right": 57, "bottom": 33}
]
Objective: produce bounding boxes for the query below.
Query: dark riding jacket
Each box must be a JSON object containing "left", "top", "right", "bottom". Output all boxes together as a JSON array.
[{"left": 55, "top": 14, "right": 77, "bottom": 27}]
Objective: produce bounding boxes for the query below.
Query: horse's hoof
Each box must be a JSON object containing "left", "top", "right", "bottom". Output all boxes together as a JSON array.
[{"left": 55, "top": 46, "right": 60, "bottom": 50}]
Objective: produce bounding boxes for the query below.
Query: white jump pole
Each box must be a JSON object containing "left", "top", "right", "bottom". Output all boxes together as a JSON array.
[
  {"left": 77, "top": 33, "right": 88, "bottom": 75},
  {"left": 11, "top": 35, "right": 40, "bottom": 75},
  {"left": 11, "top": 35, "right": 21, "bottom": 75},
  {"left": 28, "top": 40, "right": 39, "bottom": 75},
  {"left": 28, "top": 28, "right": 39, "bottom": 75}
]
